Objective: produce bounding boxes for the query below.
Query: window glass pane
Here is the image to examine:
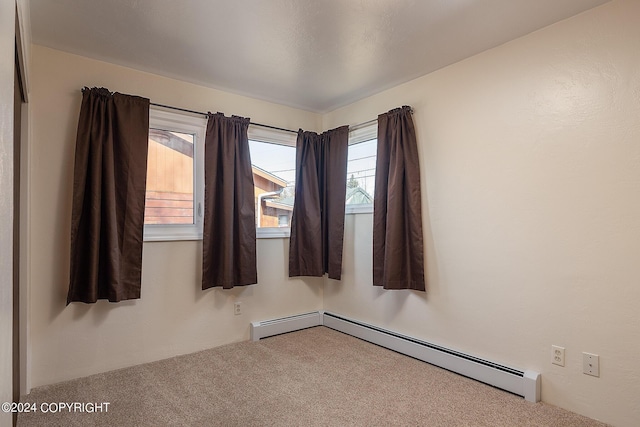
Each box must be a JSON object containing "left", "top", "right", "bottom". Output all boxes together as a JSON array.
[
  {"left": 249, "top": 140, "right": 296, "bottom": 228},
  {"left": 346, "top": 139, "right": 376, "bottom": 205},
  {"left": 145, "top": 129, "right": 194, "bottom": 225}
]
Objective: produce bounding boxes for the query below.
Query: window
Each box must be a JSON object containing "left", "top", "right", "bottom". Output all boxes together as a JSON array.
[
  {"left": 248, "top": 122, "right": 376, "bottom": 239},
  {"left": 247, "top": 125, "right": 297, "bottom": 238},
  {"left": 145, "top": 129, "right": 194, "bottom": 225},
  {"left": 278, "top": 214, "right": 289, "bottom": 227},
  {"left": 346, "top": 122, "right": 377, "bottom": 214},
  {"left": 142, "top": 113, "right": 376, "bottom": 241},
  {"left": 144, "top": 108, "right": 206, "bottom": 241}
]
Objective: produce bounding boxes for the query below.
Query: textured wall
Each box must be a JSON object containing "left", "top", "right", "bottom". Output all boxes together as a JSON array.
[
  {"left": 28, "top": 45, "right": 323, "bottom": 387},
  {"left": 323, "top": 1, "right": 640, "bottom": 426}
]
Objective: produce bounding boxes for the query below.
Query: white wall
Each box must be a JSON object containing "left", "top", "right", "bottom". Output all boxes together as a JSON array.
[
  {"left": 0, "top": 0, "right": 15, "bottom": 425},
  {"left": 28, "top": 45, "right": 323, "bottom": 387},
  {"left": 324, "top": 1, "right": 640, "bottom": 426}
]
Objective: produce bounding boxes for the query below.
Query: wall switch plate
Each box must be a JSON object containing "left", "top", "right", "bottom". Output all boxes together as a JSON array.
[
  {"left": 234, "top": 302, "right": 242, "bottom": 315},
  {"left": 552, "top": 345, "right": 565, "bottom": 366},
  {"left": 583, "top": 352, "right": 599, "bottom": 377}
]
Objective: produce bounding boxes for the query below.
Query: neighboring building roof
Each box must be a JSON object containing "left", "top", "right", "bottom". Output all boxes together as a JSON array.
[
  {"left": 265, "top": 200, "right": 293, "bottom": 211},
  {"left": 346, "top": 187, "right": 373, "bottom": 205},
  {"left": 252, "top": 165, "right": 288, "bottom": 188},
  {"left": 265, "top": 196, "right": 294, "bottom": 211},
  {"left": 149, "top": 129, "right": 194, "bottom": 157},
  {"left": 263, "top": 186, "right": 373, "bottom": 210}
]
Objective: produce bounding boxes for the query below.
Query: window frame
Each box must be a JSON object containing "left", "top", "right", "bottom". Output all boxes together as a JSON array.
[
  {"left": 143, "top": 108, "right": 207, "bottom": 242},
  {"left": 248, "top": 124, "right": 297, "bottom": 239},
  {"left": 345, "top": 122, "right": 377, "bottom": 215}
]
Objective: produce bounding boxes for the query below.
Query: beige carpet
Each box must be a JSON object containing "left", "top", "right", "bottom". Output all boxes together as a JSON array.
[{"left": 18, "top": 326, "right": 608, "bottom": 426}]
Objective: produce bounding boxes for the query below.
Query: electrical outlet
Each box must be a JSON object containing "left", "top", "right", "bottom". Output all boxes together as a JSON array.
[
  {"left": 234, "top": 302, "right": 242, "bottom": 315},
  {"left": 552, "top": 345, "right": 565, "bottom": 366},
  {"left": 583, "top": 352, "right": 599, "bottom": 377}
]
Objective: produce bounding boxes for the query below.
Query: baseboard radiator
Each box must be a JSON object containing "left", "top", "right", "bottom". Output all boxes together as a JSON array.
[
  {"left": 250, "top": 311, "right": 323, "bottom": 341},
  {"left": 251, "top": 311, "right": 540, "bottom": 403}
]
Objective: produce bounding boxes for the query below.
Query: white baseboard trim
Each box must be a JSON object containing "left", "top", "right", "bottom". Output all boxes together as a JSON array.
[
  {"left": 250, "top": 310, "right": 540, "bottom": 403},
  {"left": 250, "top": 311, "right": 322, "bottom": 341}
]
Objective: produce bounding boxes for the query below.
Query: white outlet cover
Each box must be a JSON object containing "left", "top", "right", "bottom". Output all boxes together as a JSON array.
[{"left": 552, "top": 345, "right": 565, "bottom": 367}]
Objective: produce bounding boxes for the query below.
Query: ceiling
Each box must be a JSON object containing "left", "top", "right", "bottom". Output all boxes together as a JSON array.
[{"left": 29, "top": 0, "right": 609, "bottom": 113}]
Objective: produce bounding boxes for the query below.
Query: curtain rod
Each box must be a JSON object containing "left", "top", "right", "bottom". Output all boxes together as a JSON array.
[
  {"left": 150, "top": 102, "right": 299, "bottom": 134},
  {"left": 150, "top": 102, "right": 384, "bottom": 134},
  {"left": 349, "top": 118, "right": 378, "bottom": 131},
  {"left": 150, "top": 101, "right": 382, "bottom": 133},
  {"left": 81, "top": 88, "right": 409, "bottom": 133}
]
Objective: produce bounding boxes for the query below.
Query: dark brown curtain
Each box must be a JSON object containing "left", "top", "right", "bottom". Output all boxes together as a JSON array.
[
  {"left": 289, "top": 126, "right": 349, "bottom": 280},
  {"left": 202, "top": 113, "right": 257, "bottom": 289},
  {"left": 373, "top": 106, "right": 425, "bottom": 291},
  {"left": 67, "top": 87, "right": 150, "bottom": 303}
]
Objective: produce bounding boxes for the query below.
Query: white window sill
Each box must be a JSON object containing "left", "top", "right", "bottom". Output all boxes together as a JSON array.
[
  {"left": 256, "top": 227, "right": 291, "bottom": 239},
  {"left": 345, "top": 204, "right": 373, "bottom": 214},
  {"left": 256, "top": 206, "right": 372, "bottom": 239},
  {"left": 145, "top": 206, "right": 374, "bottom": 241},
  {"left": 144, "top": 223, "right": 202, "bottom": 242},
  {"left": 144, "top": 231, "right": 202, "bottom": 242}
]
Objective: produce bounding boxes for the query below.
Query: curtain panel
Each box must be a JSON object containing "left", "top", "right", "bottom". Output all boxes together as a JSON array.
[
  {"left": 67, "top": 87, "right": 150, "bottom": 304},
  {"left": 373, "top": 106, "right": 425, "bottom": 291},
  {"left": 289, "top": 126, "right": 349, "bottom": 280},
  {"left": 202, "top": 113, "right": 257, "bottom": 290}
]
